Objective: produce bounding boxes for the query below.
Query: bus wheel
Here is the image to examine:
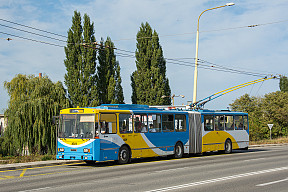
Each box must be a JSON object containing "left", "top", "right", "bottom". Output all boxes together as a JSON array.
[
  {"left": 224, "top": 139, "right": 232, "bottom": 154},
  {"left": 174, "top": 142, "right": 184, "bottom": 158},
  {"left": 118, "top": 146, "right": 130, "bottom": 164}
]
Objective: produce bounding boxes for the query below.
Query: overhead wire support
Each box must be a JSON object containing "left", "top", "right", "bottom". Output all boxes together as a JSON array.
[{"left": 190, "top": 75, "right": 277, "bottom": 109}]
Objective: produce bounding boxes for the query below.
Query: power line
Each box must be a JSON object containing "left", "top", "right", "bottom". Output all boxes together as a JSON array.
[
  {"left": 0, "top": 18, "right": 67, "bottom": 38},
  {"left": 0, "top": 23, "right": 67, "bottom": 43},
  {"left": 0, "top": 31, "right": 65, "bottom": 47},
  {"left": 114, "top": 49, "right": 271, "bottom": 78},
  {"left": 112, "top": 19, "right": 288, "bottom": 42}
]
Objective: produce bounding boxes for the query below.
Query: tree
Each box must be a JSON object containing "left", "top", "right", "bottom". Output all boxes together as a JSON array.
[
  {"left": 96, "top": 37, "right": 124, "bottom": 104},
  {"left": 64, "top": 11, "right": 98, "bottom": 107},
  {"left": 131, "top": 22, "right": 171, "bottom": 105},
  {"left": 3, "top": 74, "right": 69, "bottom": 155},
  {"left": 230, "top": 92, "right": 288, "bottom": 141},
  {"left": 262, "top": 91, "right": 288, "bottom": 138},
  {"left": 279, "top": 76, "right": 288, "bottom": 92}
]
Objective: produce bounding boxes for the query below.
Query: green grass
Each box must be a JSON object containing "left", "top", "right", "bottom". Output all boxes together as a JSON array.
[
  {"left": 0, "top": 154, "right": 56, "bottom": 164},
  {"left": 250, "top": 136, "right": 288, "bottom": 145}
]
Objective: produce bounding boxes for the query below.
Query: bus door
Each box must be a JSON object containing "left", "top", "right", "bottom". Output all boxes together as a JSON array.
[
  {"left": 118, "top": 113, "right": 134, "bottom": 148},
  {"left": 99, "top": 113, "right": 118, "bottom": 161},
  {"left": 214, "top": 115, "right": 225, "bottom": 150},
  {"left": 131, "top": 114, "right": 148, "bottom": 157}
]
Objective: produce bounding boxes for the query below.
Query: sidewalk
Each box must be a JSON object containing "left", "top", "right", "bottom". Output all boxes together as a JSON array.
[{"left": 0, "top": 160, "right": 81, "bottom": 171}]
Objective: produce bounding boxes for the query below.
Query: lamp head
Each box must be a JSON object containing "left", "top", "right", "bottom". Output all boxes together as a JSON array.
[{"left": 226, "top": 2, "right": 235, "bottom": 6}]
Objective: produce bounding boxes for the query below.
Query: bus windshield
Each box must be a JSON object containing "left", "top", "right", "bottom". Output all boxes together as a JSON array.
[{"left": 59, "top": 114, "right": 95, "bottom": 139}]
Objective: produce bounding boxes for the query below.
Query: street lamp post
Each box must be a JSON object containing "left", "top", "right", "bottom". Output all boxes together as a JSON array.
[
  {"left": 162, "top": 94, "right": 185, "bottom": 106},
  {"left": 192, "top": 3, "right": 235, "bottom": 104}
]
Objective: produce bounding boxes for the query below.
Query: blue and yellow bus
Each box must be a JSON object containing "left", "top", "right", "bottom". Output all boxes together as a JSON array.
[{"left": 56, "top": 104, "right": 249, "bottom": 164}]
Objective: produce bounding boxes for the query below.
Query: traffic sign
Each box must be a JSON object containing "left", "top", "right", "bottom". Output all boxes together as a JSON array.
[
  {"left": 267, "top": 124, "right": 274, "bottom": 140},
  {"left": 267, "top": 124, "right": 273, "bottom": 130}
]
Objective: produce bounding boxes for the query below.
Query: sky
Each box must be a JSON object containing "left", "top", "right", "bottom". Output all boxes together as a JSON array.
[{"left": 0, "top": 0, "right": 287, "bottom": 113}]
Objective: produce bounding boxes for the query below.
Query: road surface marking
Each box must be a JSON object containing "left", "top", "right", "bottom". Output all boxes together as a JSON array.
[
  {"left": 18, "top": 187, "right": 51, "bottom": 192},
  {"left": 256, "top": 177, "right": 288, "bottom": 187},
  {"left": 19, "top": 169, "right": 27, "bottom": 177},
  {"left": 145, "top": 166, "right": 288, "bottom": 192},
  {"left": 244, "top": 157, "right": 266, "bottom": 162}
]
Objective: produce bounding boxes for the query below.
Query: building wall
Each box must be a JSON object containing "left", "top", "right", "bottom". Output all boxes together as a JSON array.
[{"left": 0, "top": 114, "right": 7, "bottom": 137}]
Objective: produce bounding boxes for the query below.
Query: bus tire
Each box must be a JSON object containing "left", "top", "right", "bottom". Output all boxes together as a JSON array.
[
  {"left": 174, "top": 142, "right": 184, "bottom": 158},
  {"left": 118, "top": 146, "right": 130, "bottom": 164},
  {"left": 224, "top": 139, "right": 232, "bottom": 154}
]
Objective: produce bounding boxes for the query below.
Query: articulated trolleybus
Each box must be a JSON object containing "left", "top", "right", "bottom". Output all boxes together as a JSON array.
[{"left": 56, "top": 104, "right": 249, "bottom": 164}]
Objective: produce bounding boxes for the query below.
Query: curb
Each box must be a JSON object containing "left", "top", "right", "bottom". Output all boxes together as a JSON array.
[
  {"left": 249, "top": 143, "right": 288, "bottom": 148},
  {"left": 0, "top": 160, "right": 82, "bottom": 171}
]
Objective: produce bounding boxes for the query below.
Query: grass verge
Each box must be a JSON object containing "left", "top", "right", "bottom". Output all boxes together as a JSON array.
[
  {"left": 250, "top": 136, "right": 288, "bottom": 145},
  {"left": 0, "top": 154, "right": 56, "bottom": 164}
]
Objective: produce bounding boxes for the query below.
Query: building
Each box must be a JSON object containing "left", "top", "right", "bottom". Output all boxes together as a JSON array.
[{"left": 0, "top": 114, "right": 7, "bottom": 137}]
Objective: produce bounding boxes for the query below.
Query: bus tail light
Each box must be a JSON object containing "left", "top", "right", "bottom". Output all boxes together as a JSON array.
[{"left": 58, "top": 148, "right": 64, "bottom": 152}]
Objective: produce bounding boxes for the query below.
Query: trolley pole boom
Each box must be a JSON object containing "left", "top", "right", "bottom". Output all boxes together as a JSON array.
[{"left": 190, "top": 76, "right": 277, "bottom": 109}]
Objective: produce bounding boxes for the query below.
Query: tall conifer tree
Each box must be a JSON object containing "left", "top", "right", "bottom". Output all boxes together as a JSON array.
[
  {"left": 131, "top": 22, "right": 171, "bottom": 105},
  {"left": 96, "top": 37, "right": 124, "bottom": 104},
  {"left": 64, "top": 11, "right": 98, "bottom": 107}
]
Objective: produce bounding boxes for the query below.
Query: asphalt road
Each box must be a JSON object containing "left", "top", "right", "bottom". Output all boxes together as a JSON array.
[{"left": 0, "top": 145, "right": 288, "bottom": 192}]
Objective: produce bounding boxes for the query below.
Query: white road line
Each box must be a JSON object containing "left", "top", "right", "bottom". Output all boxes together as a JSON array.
[
  {"left": 154, "top": 167, "right": 189, "bottom": 173},
  {"left": 145, "top": 166, "right": 288, "bottom": 192},
  {"left": 18, "top": 187, "right": 51, "bottom": 192},
  {"left": 256, "top": 177, "right": 288, "bottom": 187},
  {"left": 244, "top": 157, "right": 266, "bottom": 162}
]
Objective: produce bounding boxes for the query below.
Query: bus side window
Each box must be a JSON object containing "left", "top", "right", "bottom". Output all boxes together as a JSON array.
[
  {"left": 204, "top": 115, "right": 214, "bottom": 131},
  {"left": 243, "top": 116, "right": 249, "bottom": 130},
  {"left": 162, "top": 114, "right": 174, "bottom": 132},
  {"left": 134, "top": 114, "right": 148, "bottom": 133},
  {"left": 100, "top": 114, "right": 117, "bottom": 134},
  {"left": 235, "top": 115, "right": 243, "bottom": 130},
  {"left": 215, "top": 115, "right": 224, "bottom": 131},
  {"left": 225, "top": 115, "right": 234, "bottom": 131},
  {"left": 175, "top": 114, "right": 186, "bottom": 132},
  {"left": 119, "top": 114, "right": 133, "bottom": 134},
  {"left": 148, "top": 114, "right": 161, "bottom": 132}
]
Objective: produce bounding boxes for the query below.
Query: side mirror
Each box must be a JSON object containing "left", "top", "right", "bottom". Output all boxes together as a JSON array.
[{"left": 52, "top": 116, "right": 59, "bottom": 125}]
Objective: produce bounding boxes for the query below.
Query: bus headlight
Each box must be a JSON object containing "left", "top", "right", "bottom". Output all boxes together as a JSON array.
[
  {"left": 83, "top": 148, "right": 90, "bottom": 153},
  {"left": 58, "top": 148, "right": 64, "bottom": 152}
]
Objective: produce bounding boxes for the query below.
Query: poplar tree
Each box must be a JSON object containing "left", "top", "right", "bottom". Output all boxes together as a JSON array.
[
  {"left": 96, "top": 37, "right": 124, "bottom": 104},
  {"left": 131, "top": 22, "right": 171, "bottom": 105},
  {"left": 64, "top": 11, "right": 98, "bottom": 107},
  {"left": 280, "top": 76, "right": 288, "bottom": 92},
  {"left": 3, "top": 74, "right": 69, "bottom": 155}
]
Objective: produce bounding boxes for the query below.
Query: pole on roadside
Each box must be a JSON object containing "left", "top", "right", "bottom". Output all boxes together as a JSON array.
[{"left": 267, "top": 124, "right": 273, "bottom": 140}]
